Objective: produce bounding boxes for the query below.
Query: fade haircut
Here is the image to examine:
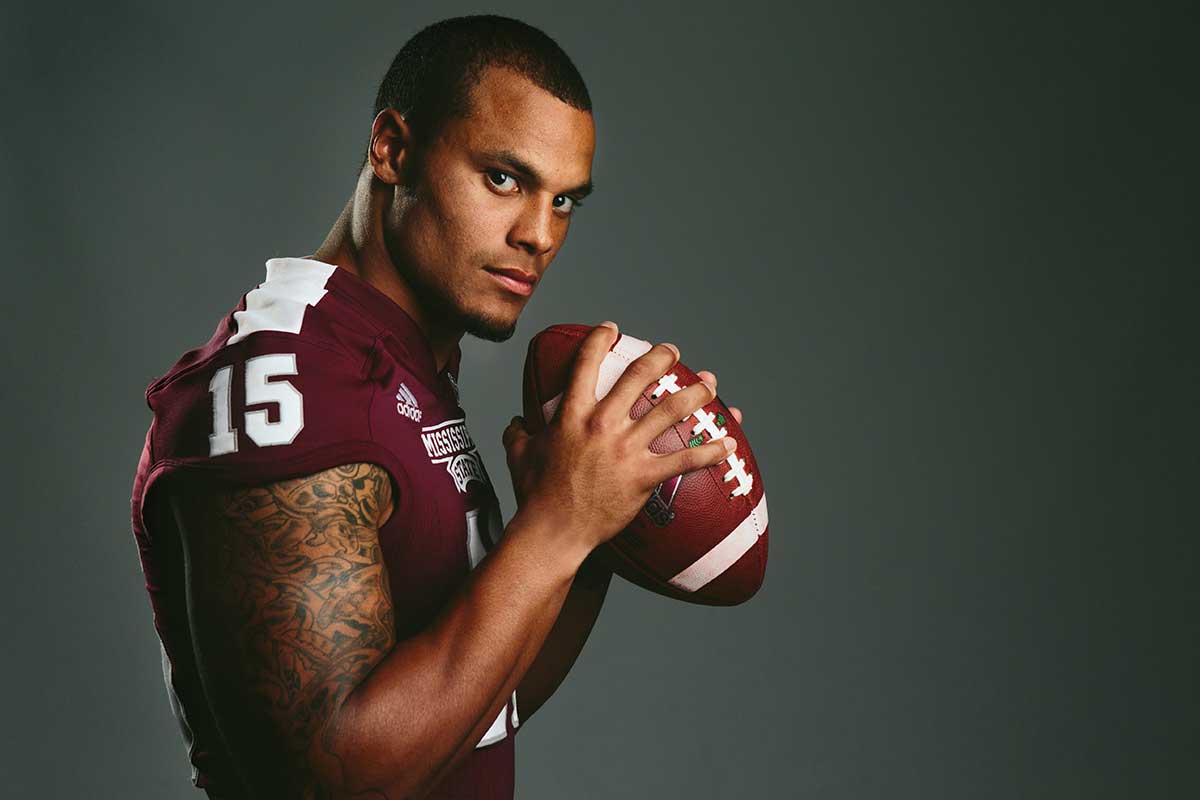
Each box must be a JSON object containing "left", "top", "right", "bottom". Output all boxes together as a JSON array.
[{"left": 370, "top": 15, "right": 592, "bottom": 156}]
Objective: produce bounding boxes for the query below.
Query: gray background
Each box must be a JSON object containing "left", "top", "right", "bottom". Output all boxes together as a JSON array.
[{"left": 2, "top": 1, "right": 1195, "bottom": 797}]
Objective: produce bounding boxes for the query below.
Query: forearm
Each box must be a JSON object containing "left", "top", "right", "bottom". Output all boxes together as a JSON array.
[
  {"left": 413, "top": 551, "right": 610, "bottom": 791},
  {"left": 332, "top": 505, "right": 587, "bottom": 797},
  {"left": 516, "top": 550, "right": 612, "bottom": 722}
]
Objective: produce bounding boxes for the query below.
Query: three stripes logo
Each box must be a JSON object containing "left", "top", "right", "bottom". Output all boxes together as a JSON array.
[{"left": 395, "top": 382, "right": 422, "bottom": 422}]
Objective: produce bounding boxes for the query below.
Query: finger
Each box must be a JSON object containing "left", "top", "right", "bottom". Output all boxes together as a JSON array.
[
  {"left": 502, "top": 416, "right": 529, "bottom": 451},
  {"left": 695, "top": 370, "right": 717, "bottom": 392},
  {"left": 560, "top": 322, "right": 620, "bottom": 418},
  {"left": 729, "top": 406, "right": 743, "bottom": 424},
  {"left": 648, "top": 436, "right": 737, "bottom": 487},
  {"left": 596, "top": 342, "right": 680, "bottom": 423},
  {"left": 634, "top": 380, "right": 715, "bottom": 442}
]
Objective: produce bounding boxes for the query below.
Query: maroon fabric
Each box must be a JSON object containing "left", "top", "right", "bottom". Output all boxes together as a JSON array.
[{"left": 130, "top": 258, "right": 516, "bottom": 798}]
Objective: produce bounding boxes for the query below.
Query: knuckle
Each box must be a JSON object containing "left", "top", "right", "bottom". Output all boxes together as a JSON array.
[
  {"left": 584, "top": 413, "right": 608, "bottom": 436},
  {"left": 558, "top": 407, "right": 584, "bottom": 434},
  {"left": 656, "top": 343, "right": 680, "bottom": 369},
  {"left": 673, "top": 383, "right": 711, "bottom": 415},
  {"left": 574, "top": 334, "right": 611, "bottom": 367},
  {"left": 664, "top": 393, "right": 693, "bottom": 420},
  {"left": 627, "top": 355, "right": 659, "bottom": 380},
  {"left": 569, "top": 355, "right": 596, "bottom": 379},
  {"left": 632, "top": 344, "right": 676, "bottom": 379},
  {"left": 587, "top": 324, "right": 617, "bottom": 349}
]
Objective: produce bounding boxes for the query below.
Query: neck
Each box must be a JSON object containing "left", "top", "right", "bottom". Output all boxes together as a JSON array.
[{"left": 311, "top": 168, "right": 462, "bottom": 372}]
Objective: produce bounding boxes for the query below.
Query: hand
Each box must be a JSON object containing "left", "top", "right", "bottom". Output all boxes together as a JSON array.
[
  {"left": 503, "top": 323, "right": 738, "bottom": 558},
  {"left": 694, "top": 369, "right": 743, "bottom": 426}
]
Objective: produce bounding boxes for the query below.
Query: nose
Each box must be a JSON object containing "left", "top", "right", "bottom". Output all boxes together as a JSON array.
[{"left": 507, "top": 196, "right": 556, "bottom": 256}]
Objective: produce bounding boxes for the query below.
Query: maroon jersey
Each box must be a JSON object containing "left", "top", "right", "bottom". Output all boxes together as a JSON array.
[{"left": 130, "top": 257, "right": 518, "bottom": 798}]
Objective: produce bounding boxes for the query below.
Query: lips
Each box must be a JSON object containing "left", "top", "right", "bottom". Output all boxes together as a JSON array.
[{"left": 485, "top": 266, "right": 538, "bottom": 297}]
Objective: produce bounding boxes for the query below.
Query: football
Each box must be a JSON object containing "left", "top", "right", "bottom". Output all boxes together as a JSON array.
[{"left": 523, "top": 324, "right": 768, "bottom": 606}]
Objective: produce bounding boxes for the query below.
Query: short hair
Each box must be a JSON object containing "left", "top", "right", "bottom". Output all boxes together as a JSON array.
[{"left": 371, "top": 15, "right": 592, "bottom": 150}]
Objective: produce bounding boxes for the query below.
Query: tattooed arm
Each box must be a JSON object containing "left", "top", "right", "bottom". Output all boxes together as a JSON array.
[
  {"left": 172, "top": 461, "right": 586, "bottom": 799},
  {"left": 172, "top": 463, "right": 399, "bottom": 797}
]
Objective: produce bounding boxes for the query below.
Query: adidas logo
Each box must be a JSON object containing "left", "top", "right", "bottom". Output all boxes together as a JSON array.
[{"left": 395, "top": 382, "right": 422, "bottom": 422}]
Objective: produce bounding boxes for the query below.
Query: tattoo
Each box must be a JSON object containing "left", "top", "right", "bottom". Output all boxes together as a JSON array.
[{"left": 195, "top": 462, "right": 396, "bottom": 797}]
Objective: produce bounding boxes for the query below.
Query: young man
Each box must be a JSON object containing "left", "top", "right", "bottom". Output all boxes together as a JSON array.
[{"left": 130, "top": 16, "right": 740, "bottom": 799}]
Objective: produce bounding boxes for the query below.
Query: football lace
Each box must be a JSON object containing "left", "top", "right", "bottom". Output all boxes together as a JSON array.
[{"left": 652, "top": 373, "right": 754, "bottom": 497}]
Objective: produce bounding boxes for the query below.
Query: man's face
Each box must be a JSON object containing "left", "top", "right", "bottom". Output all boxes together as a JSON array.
[{"left": 385, "top": 66, "right": 596, "bottom": 342}]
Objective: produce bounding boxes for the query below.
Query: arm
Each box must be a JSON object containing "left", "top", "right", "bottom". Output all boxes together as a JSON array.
[
  {"left": 515, "top": 551, "right": 612, "bottom": 723},
  {"left": 512, "top": 372, "right": 741, "bottom": 723},
  {"left": 173, "top": 324, "right": 736, "bottom": 799},
  {"left": 172, "top": 463, "right": 398, "bottom": 797},
  {"left": 174, "top": 462, "right": 585, "bottom": 799}
]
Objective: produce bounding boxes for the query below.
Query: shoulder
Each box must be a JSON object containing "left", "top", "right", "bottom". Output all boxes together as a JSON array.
[
  {"left": 140, "top": 258, "right": 404, "bottom": 492},
  {"left": 150, "top": 258, "right": 377, "bottom": 395}
]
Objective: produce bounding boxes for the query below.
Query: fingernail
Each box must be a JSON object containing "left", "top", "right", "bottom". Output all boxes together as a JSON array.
[
  {"left": 724, "top": 437, "right": 737, "bottom": 452},
  {"left": 599, "top": 321, "right": 618, "bottom": 330},
  {"left": 664, "top": 342, "right": 680, "bottom": 358}
]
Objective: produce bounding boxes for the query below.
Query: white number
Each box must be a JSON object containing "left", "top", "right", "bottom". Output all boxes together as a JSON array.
[
  {"left": 467, "top": 505, "right": 518, "bottom": 747},
  {"left": 244, "top": 354, "right": 304, "bottom": 446},
  {"left": 208, "top": 354, "right": 304, "bottom": 455},
  {"left": 208, "top": 365, "right": 238, "bottom": 456}
]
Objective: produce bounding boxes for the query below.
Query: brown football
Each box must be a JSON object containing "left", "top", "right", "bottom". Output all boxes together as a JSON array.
[{"left": 523, "top": 324, "right": 768, "bottom": 606}]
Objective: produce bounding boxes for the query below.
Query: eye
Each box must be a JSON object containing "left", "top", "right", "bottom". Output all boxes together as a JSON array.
[
  {"left": 486, "top": 169, "right": 518, "bottom": 193},
  {"left": 553, "top": 195, "right": 582, "bottom": 216}
]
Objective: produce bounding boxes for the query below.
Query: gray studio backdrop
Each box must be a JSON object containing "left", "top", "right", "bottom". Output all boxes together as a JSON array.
[{"left": 2, "top": 1, "right": 1194, "bottom": 798}]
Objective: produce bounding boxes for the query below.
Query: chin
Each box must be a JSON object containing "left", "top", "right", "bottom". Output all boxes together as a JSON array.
[
  {"left": 397, "top": 261, "right": 521, "bottom": 343},
  {"left": 461, "top": 306, "right": 519, "bottom": 343}
]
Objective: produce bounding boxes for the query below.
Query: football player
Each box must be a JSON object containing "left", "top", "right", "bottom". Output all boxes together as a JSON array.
[{"left": 131, "top": 15, "right": 741, "bottom": 799}]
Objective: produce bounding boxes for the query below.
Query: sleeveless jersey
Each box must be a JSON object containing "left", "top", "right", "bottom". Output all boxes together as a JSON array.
[{"left": 130, "top": 257, "right": 518, "bottom": 798}]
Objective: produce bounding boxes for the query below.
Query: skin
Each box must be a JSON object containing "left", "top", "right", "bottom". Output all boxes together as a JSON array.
[
  {"left": 315, "top": 64, "right": 593, "bottom": 358},
  {"left": 172, "top": 65, "right": 743, "bottom": 799}
]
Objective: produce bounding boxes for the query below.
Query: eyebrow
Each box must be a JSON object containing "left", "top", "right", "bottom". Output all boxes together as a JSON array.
[{"left": 481, "top": 148, "right": 595, "bottom": 199}]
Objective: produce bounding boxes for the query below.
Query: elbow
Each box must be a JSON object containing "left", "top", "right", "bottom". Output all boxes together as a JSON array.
[
  {"left": 326, "top": 757, "right": 442, "bottom": 800},
  {"left": 321, "top": 705, "right": 443, "bottom": 800}
]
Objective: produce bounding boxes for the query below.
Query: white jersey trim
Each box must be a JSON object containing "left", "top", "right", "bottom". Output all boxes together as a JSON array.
[{"left": 227, "top": 258, "right": 338, "bottom": 345}]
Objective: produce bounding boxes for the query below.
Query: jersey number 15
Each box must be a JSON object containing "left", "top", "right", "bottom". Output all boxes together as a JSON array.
[{"left": 208, "top": 354, "right": 303, "bottom": 456}]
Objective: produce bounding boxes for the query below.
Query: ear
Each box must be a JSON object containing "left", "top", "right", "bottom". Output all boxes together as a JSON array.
[{"left": 368, "top": 108, "right": 415, "bottom": 186}]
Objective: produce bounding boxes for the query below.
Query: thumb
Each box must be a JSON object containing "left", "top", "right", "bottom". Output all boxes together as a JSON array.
[{"left": 502, "top": 415, "right": 530, "bottom": 453}]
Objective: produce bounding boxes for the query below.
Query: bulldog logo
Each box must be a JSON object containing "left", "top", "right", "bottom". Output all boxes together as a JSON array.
[{"left": 643, "top": 474, "right": 682, "bottom": 527}]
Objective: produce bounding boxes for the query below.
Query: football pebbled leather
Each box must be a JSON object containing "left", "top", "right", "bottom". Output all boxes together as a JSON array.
[{"left": 523, "top": 324, "right": 768, "bottom": 605}]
